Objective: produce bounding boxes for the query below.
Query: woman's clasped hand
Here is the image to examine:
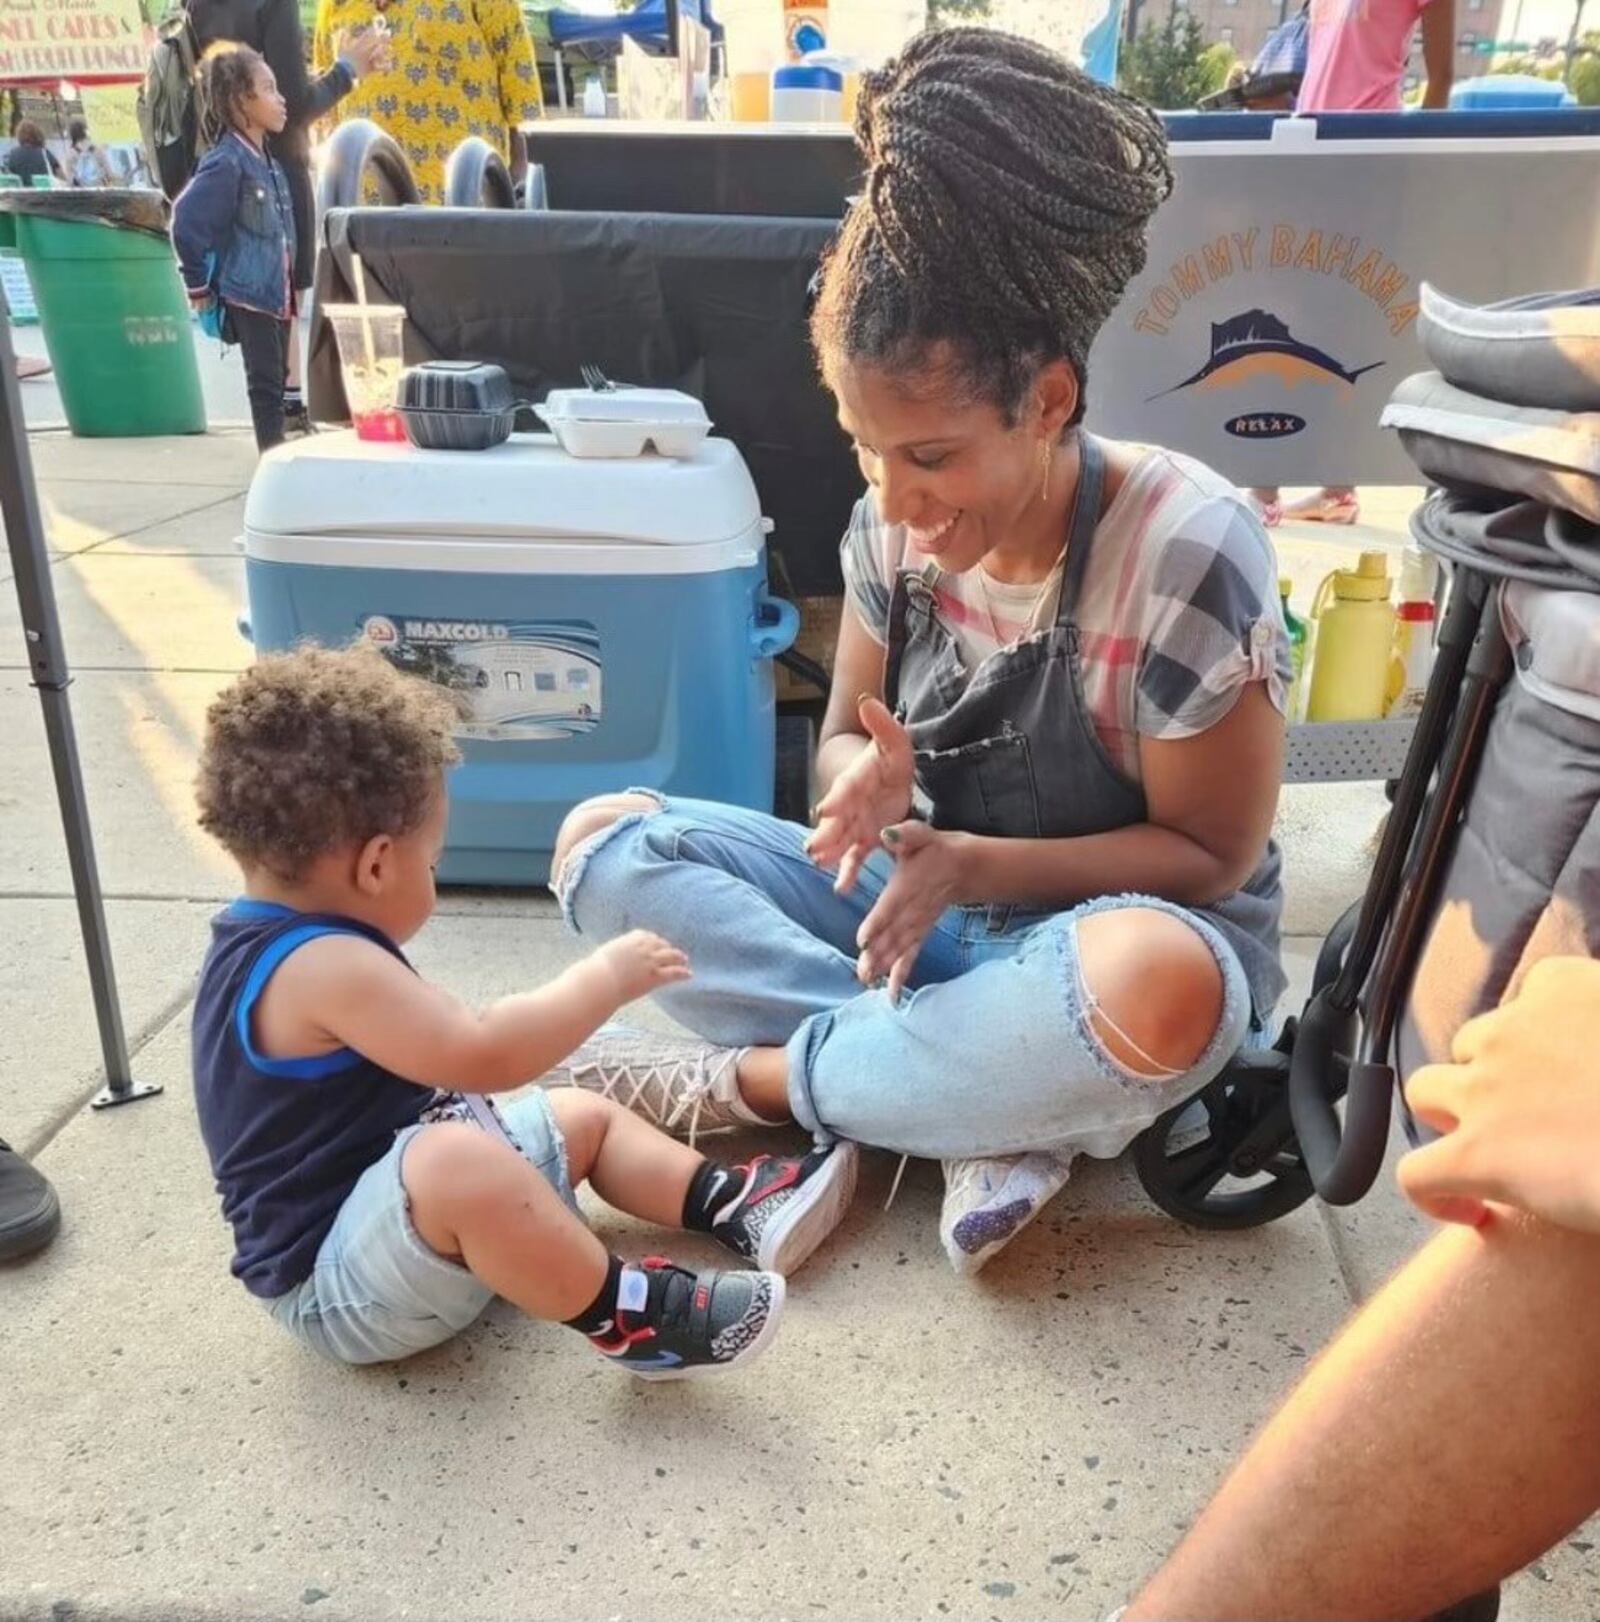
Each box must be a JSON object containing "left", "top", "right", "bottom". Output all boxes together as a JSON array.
[{"left": 804, "top": 696, "right": 965, "bottom": 997}]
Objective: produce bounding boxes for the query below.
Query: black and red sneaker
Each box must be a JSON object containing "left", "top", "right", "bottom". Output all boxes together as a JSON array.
[
  {"left": 587, "top": 1258, "right": 784, "bottom": 1381},
  {"left": 709, "top": 1141, "right": 858, "bottom": 1275}
]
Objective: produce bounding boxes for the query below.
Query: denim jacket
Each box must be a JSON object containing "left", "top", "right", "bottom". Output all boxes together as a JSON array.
[{"left": 172, "top": 132, "right": 296, "bottom": 318}]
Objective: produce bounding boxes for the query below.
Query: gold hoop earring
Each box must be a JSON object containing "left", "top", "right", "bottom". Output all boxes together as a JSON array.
[{"left": 1040, "top": 437, "right": 1055, "bottom": 505}]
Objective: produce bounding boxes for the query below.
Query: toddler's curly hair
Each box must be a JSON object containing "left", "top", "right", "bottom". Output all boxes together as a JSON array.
[{"left": 197, "top": 644, "right": 461, "bottom": 880}]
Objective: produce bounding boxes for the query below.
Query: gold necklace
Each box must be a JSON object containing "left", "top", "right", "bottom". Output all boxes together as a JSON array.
[{"left": 975, "top": 544, "right": 1068, "bottom": 647}]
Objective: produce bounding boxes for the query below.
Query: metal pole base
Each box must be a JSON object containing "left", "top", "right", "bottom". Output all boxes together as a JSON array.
[{"left": 91, "top": 1079, "right": 164, "bottom": 1111}]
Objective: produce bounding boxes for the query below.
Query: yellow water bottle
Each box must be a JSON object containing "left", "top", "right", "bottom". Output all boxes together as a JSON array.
[{"left": 1305, "top": 551, "right": 1396, "bottom": 722}]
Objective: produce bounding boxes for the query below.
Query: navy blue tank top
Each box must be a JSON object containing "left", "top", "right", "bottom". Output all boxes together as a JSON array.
[{"left": 192, "top": 900, "right": 429, "bottom": 1299}]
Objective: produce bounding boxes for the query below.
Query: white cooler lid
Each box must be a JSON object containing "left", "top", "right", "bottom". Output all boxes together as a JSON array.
[{"left": 245, "top": 431, "right": 761, "bottom": 547}]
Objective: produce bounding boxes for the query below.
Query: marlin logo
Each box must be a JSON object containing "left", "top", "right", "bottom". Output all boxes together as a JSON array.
[{"left": 1153, "top": 309, "right": 1384, "bottom": 399}]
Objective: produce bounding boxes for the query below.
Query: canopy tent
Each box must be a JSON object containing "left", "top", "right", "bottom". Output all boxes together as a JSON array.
[
  {"left": 544, "top": 1, "right": 720, "bottom": 109},
  {"left": 546, "top": 0, "right": 717, "bottom": 53}
]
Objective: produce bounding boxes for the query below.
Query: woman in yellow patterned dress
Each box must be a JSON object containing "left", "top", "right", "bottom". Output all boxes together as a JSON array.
[{"left": 313, "top": 0, "right": 542, "bottom": 202}]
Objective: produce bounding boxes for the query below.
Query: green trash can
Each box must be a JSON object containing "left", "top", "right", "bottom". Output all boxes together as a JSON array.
[{"left": 0, "top": 189, "right": 205, "bottom": 437}]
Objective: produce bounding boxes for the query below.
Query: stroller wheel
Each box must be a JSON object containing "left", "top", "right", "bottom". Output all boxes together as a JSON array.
[{"left": 1133, "top": 1050, "right": 1316, "bottom": 1231}]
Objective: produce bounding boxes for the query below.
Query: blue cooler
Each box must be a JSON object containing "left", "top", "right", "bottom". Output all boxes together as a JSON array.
[
  {"left": 242, "top": 430, "right": 798, "bottom": 886},
  {"left": 1449, "top": 75, "right": 1575, "bottom": 110}
]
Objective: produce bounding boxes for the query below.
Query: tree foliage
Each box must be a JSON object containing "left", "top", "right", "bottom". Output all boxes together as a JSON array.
[
  {"left": 928, "top": 0, "right": 994, "bottom": 24},
  {"left": 1119, "top": 8, "right": 1228, "bottom": 108}
]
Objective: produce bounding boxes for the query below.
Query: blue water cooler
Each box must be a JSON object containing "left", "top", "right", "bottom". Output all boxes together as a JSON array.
[{"left": 242, "top": 431, "right": 798, "bottom": 885}]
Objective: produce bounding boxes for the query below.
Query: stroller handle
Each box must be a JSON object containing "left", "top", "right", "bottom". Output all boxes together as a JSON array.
[
  {"left": 1288, "top": 567, "right": 1513, "bottom": 1209},
  {"left": 1289, "top": 992, "right": 1394, "bottom": 1205}
]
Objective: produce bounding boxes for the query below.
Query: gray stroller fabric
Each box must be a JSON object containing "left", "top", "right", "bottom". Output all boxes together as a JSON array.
[
  {"left": 1391, "top": 286, "right": 1600, "bottom": 1083},
  {"left": 1399, "top": 584, "right": 1600, "bottom": 1077},
  {"left": 1411, "top": 490, "right": 1600, "bottom": 591},
  {"left": 1382, "top": 371, "right": 1600, "bottom": 525},
  {"left": 1419, "top": 283, "right": 1600, "bottom": 414}
]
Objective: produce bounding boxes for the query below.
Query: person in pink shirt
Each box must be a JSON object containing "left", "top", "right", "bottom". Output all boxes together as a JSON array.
[
  {"left": 1302, "top": 0, "right": 1457, "bottom": 114},
  {"left": 1251, "top": 0, "right": 1456, "bottom": 526}
]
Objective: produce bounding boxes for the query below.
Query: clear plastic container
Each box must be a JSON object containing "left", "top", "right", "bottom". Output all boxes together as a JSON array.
[
  {"left": 771, "top": 62, "right": 844, "bottom": 121},
  {"left": 1386, "top": 545, "right": 1439, "bottom": 719},
  {"left": 323, "top": 303, "right": 406, "bottom": 442},
  {"left": 717, "top": 0, "right": 921, "bottom": 119},
  {"left": 719, "top": 0, "right": 784, "bottom": 120}
]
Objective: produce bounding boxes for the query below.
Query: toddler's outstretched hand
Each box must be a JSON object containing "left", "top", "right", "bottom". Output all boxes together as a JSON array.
[{"left": 591, "top": 929, "right": 691, "bottom": 1006}]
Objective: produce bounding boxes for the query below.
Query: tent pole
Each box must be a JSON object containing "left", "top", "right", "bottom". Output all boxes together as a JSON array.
[{"left": 0, "top": 283, "right": 159, "bottom": 1111}]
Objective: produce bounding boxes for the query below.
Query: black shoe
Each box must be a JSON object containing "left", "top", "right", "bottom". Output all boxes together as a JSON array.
[
  {"left": 281, "top": 400, "right": 315, "bottom": 438},
  {"left": 0, "top": 1139, "right": 61, "bottom": 1262},
  {"left": 710, "top": 1141, "right": 858, "bottom": 1275},
  {"left": 588, "top": 1258, "right": 784, "bottom": 1381}
]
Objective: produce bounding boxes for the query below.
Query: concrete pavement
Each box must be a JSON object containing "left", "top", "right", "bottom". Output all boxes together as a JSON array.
[{"left": 2, "top": 407, "right": 1588, "bottom": 1621}]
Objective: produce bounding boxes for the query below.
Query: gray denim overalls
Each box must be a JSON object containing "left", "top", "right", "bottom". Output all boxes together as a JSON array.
[{"left": 882, "top": 433, "right": 1286, "bottom": 1019}]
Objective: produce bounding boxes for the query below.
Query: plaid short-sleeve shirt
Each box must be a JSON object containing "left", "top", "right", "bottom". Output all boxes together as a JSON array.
[{"left": 841, "top": 446, "right": 1291, "bottom": 782}]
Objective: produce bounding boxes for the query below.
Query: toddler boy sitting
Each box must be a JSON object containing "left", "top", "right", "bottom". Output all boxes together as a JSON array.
[{"left": 191, "top": 646, "right": 857, "bottom": 1375}]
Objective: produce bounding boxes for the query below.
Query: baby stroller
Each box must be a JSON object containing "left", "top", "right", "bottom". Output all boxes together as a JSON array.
[{"left": 1133, "top": 282, "right": 1600, "bottom": 1229}]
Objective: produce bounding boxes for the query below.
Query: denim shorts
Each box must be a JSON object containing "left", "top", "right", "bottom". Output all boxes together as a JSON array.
[{"left": 264, "top": 1089, "right": 580, "bottom": 1365}]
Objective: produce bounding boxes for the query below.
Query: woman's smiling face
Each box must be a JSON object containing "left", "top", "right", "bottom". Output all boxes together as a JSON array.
[{"left": 826, "top": 344, "right": 1079, "bottom": 576}]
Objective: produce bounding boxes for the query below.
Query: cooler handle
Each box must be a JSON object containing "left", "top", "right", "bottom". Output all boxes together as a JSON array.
[
  {"left": 751, "top": 594, "right": 799, "bottom": 660},
  {"left": 237, "top": 614, "right": 253, "bottom": 644}
]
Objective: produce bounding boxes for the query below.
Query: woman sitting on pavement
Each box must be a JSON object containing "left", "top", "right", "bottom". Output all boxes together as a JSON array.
[{"left": 544, "top": 27, "right": 1292, "bottom": 1274}]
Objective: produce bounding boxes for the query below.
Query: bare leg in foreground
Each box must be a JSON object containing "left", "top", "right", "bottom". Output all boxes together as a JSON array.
[{"left": 1126, "top": 1213, "right": 1600, "bottom": 1620}]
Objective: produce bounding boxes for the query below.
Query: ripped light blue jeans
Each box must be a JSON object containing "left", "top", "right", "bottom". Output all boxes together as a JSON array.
[{"left": 558, "top": 796, "right": 1255, "bottom": 1162}]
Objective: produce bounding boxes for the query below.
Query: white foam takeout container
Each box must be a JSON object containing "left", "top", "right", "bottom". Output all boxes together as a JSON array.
[{"left": 534, "top": 386, "right": 713, "bottom": 459}]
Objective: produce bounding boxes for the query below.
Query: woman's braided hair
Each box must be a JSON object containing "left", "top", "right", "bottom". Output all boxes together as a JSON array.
[
  {"left": 197, "top": 41, "right": 265, "bottom": 148},
  {"left": 811, "top": 27, "right": 1174, "bottom": 424}
]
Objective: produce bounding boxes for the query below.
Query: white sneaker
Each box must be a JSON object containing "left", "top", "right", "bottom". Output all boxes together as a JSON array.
[
  {"left": 939, "top": 1151, "right": 1076, "bottom": 1275},
  {"left": 541, "top": 1024, "right": 760, "bottom": 1144}
]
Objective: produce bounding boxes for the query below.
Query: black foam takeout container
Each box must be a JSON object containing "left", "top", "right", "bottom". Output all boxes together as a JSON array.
[{"left": 398, "top": 361, "right": 518, "bottom": 451}]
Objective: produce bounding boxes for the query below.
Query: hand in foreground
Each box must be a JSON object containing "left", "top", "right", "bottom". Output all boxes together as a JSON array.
[
  {"left": 804, "top": 695, "right": 914, "bottom": 895},
  {"left": 855, "top": 821, "right": 967, "bottom": 999},
  {"left": 1399, "top": 956, "right": 1600, "bottom": 1233},
  {"left": 590, "top": 929, "right": 690, "bottom": 1006}
]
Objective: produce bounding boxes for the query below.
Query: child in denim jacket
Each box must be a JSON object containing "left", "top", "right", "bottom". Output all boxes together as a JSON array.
[{"left": 172, "top": 44, "right": 296, "bottom": 450}]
